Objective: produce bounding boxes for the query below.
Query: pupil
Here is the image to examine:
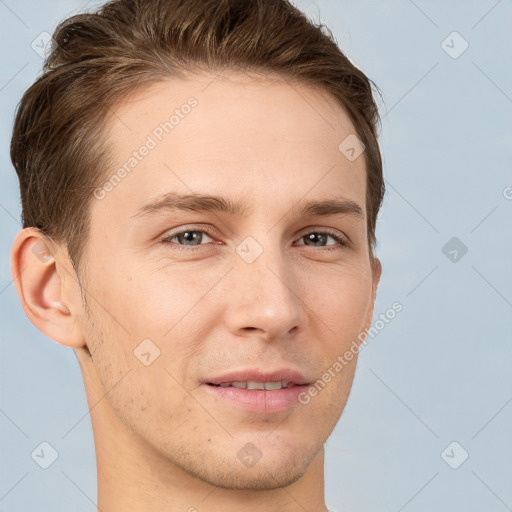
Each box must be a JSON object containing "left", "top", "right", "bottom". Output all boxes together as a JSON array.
[
  {"left": 307, "top": 233, "right": 326, "bottom": 246},
  {"left": 180, "top": 231, "right": 201, "bottom": 245}
]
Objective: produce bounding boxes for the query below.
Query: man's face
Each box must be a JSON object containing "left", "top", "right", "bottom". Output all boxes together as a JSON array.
[{"left": 77, "top": 72, "right": 380, "bottom": 489}]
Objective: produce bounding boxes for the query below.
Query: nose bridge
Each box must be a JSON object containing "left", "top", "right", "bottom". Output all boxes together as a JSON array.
[{"left": 223, "top": 233, "right": 304, "bottom": 339}]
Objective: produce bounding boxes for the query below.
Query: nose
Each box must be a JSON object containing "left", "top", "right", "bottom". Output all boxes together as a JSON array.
[{"left": 222, "top": 240, "right": 306, "bottom": 342}]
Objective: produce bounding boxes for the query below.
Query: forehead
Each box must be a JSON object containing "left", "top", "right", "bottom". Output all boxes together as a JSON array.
[
  {"left": 95, "top": 71, "right": 366, "bottom": 224},
  {"left": 107, "top": 71, "right": 359, "bottom": 155}
]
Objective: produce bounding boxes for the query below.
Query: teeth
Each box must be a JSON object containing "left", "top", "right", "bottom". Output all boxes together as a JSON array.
[
  {"left": 247, "top": 381, "right": 265, "bottom": 390},
  {"left": 215, "top": 381, "right": 290, "bottom": 390}
]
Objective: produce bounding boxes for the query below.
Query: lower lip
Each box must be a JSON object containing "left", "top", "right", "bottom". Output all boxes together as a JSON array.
[{"left": 202, "top": 384, "right": 309, "bottom": 413}]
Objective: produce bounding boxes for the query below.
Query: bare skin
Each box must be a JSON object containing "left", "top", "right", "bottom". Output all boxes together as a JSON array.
[{"left": 11, "top": 71, "right": 381, "bottom": 512}]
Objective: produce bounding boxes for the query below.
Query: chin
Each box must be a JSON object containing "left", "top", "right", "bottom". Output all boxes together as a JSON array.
[
  {"left": 203, "top": 461, "right": 308, "bottom": 491},
  {"left": 180, "top": 442, "right": 319, "bottom": 491}
]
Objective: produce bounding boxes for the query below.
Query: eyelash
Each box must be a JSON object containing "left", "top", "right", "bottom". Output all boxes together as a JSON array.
[{"left": 159, "top": 226, "right": 349, "bottom": 252}]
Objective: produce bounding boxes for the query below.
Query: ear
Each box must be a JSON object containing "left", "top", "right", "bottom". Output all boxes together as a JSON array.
[
  {"left": 371, "top": 256, "right": 382, "bottom": 300},
  {"left": 10, "top": 228, "right": 87, "bottom": 348}
]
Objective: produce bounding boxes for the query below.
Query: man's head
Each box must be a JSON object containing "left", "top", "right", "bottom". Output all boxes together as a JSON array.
[{"left": 10, "top": 0, "right": 383, "bottom": 494}]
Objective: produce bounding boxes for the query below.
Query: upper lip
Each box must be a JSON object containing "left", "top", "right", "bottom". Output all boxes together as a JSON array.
[{"left": 204, "top": 368, "right": 310, "bottom": 386}]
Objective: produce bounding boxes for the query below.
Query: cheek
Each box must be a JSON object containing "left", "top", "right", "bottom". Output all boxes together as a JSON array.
[
  {"left": 81, "top": 262, "right": 216, "bottom": 402},
  {"left": 303, "top": 266, "right": 373, "bottom": 343},
  {"left": 84, "top": 305, "right": 193, "bottom": 435},
  {"left": 114, "top": 367, "right": 191, "bottom": 436},
  {"left": 104, "top": 263, "right": 223, "bottom": 339}
]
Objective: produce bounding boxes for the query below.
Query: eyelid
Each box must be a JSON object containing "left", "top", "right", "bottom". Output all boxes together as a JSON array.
[
  {"left": 163, "top": 224, "right": 213, "bottom": 234},
  {"left": 295, "top": 227, "right": 351, "bottom": 250},
  {"left": 159, "top": 224, "right": 351, "bottom": 250},
  {"left": 159, "top": 225, "right": 217, "bottom": 245}
]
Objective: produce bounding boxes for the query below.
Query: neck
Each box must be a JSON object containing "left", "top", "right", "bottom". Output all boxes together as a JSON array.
[{"left": 76, "top": 348, "right": 328, "bottom": 512}]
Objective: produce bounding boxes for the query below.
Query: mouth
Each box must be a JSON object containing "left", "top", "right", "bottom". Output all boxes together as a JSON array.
[
  {"left": 207, "top": 380, "right": 298, "bottom": 390},
  {"left": 202, "top": 369, "right": 311, "bottom": 413}
]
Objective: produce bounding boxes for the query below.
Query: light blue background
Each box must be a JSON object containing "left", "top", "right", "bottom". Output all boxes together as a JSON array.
[{"left": 1, "top": 1, "right": 511, "bottom": 511}]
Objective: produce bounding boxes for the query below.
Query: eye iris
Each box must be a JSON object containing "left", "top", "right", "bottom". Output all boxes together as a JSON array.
[
  {"left": 305, "top": 233, "right": 328, "bottom": 246},
  {"left": 167, "top": 230, "right": 340, "bottom": 249},
  {"left": 178, "top": 231, "right": 202, "bottom": 246}
]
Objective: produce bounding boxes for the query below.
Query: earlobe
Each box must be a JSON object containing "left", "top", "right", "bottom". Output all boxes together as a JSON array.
[{"left": 10, "top": 228, "right": 86, "bottom": 349}]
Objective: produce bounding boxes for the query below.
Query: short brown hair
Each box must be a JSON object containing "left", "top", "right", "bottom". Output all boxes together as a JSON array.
[{"left": 10, "top": 0, "right": 384, "bottom": 272}]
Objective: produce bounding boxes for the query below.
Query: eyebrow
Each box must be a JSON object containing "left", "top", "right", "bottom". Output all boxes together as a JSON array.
[{"left": 132, "top": 192, "right": 364, "bottom": 220}]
